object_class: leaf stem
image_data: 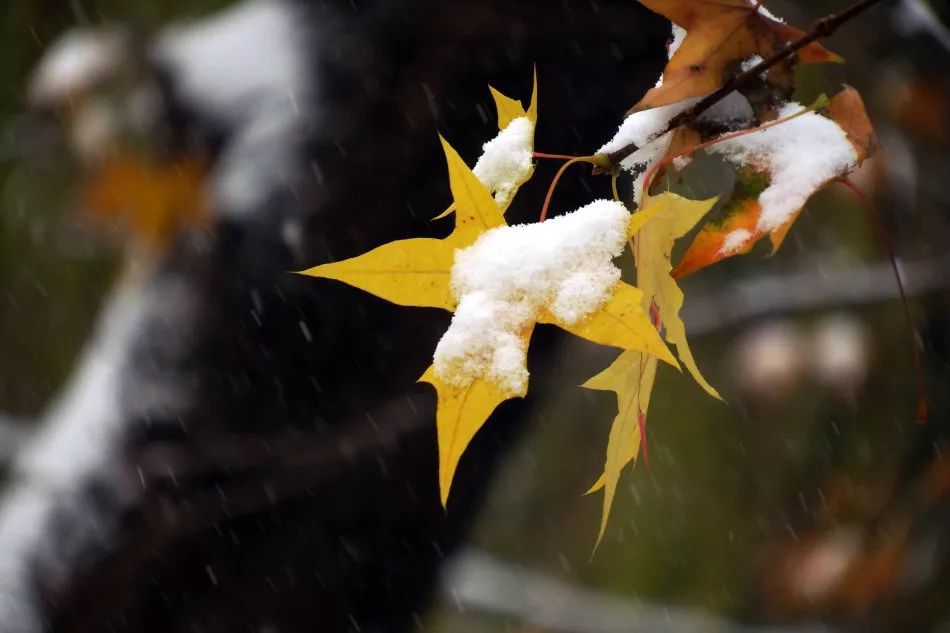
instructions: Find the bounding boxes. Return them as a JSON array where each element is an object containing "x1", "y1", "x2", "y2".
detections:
[
  {"x1": 539, "y1": 156, "x2": 596, "y2": 222},
  {"x1": 533, "y1": 152, "x2": 582, "y2": 161},
  {"x1": 836, "y1": 177, "x2": 928, "y2": 423}
]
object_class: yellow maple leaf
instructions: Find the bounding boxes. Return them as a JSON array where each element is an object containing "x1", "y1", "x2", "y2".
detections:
[
  {"x1": 434, "y1": 71, "x2": 538, "y2": 220},
  {"x1": 301, "y1": 136, "x2": 677, "y2": 507},
  {"x1": 489, "y1": 69, "x2": 538, "y2": 131},
  {"x1": 635, "y1": 192, "x2": 721, "y2": 399},
  {"x1": 419, "y1": 365, "x2": 517, "y2": 505},
  {"x1": 300, "y1": 137, "x2": 504, "y2": 309},
  {"x1": 583, "y1": 192, "x2": 719, "y2": 547},
  {"x1": 584, "y1": 350, "x2": 657, "y2": 547}
]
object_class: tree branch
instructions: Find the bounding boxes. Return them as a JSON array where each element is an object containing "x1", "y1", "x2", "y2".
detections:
[
  {"x1": 681, "y1": 254, "x2": 949, "y2": 337},
  {"x1": 600, "y1": 0, "x2": 890, "y2": 171},
  {"x1": 442, "y1": 548, "x2": 837, "y2": 633}
]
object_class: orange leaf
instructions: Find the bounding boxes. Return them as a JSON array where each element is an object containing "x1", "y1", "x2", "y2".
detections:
[
  {"x1": 826, "y1": 86, "x2": 877, "y2": 162},
  {"x1": 672, "y1": 170, "x2": 763, "y2": 279},
  {"x1": 672, "y1": 89, "x2": 876, "y2": 277}
]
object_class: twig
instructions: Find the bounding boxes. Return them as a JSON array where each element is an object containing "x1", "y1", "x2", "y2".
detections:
[{"x1": 601, "y1": 0, "x2": 890, "y2": 171}]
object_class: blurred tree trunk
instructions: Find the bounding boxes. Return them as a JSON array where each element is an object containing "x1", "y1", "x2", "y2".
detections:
[{"x1": 0, "y1": 1, "x2": 668, "y2": 631}]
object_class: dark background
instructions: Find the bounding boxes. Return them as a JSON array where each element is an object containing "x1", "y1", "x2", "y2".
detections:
[{"x1": 0, "y1": 1, "x2": 949, "y2": 631}]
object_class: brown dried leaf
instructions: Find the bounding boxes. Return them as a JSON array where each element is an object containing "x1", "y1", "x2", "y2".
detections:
[{"x1": 635, "y1": 0, "x2": 840, "y2": 111}]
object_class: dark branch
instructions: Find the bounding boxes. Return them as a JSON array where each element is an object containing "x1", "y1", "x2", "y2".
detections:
[{"x1": 600, "y1": 0, "x2": 890, "y2": 171}]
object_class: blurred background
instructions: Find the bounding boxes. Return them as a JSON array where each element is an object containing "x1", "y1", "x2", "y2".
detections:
[{"x1": 0, "y1": 0, "x2": 949, "y2": 631}]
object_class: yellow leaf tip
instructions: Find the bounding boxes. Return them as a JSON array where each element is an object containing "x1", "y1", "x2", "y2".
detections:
[
  {"x1": 440, "y1": 466, "x2": 457, "y2": 510},
  {"x1": 418, "y1": 366, "x2": 435, "y2": 384},
  {"x1": 296, "y1": 264, "x2": 327, "y2": 278},
  {"x1": 431, "y1": 204, "x2": 455, "y2": 221},
  {"x1": 659, "y1": 345, "x2": 680, "y2": 369},
  {"x1": 590, "y1": 531, "x2": 605, "y2": 560},
  {"x1": 583, "y1": 479, "x2": 603, "y2": 496}
]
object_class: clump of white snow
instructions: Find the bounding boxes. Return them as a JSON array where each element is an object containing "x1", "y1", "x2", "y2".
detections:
[
  {"x1": 741, "y1": 54, "x2": 765, "y2": 73},
  {"x1": 669, "y1": 24, "x2": 688, "y2": 58},
  {"x1": 671, "y1": 156, "x2": 693, "y2": 172},
  {"x1": 597, "y1": 99, "x2": 699, "y2": 195},
  {"x1": 473, "y1": 117, "x2": 535, "y2": 206},
  {"x1": 597, "y1": 90, "x2": 754, "y2": 199},
  {"x1": 598, "y1": 100, "x2": 697, "y2": 159},
  {"x1": 719, "y1": 228, "x2": 754, "y2": 255},
  {"x1": 654, "y1": 24, "x2": 689, "y2": 88},
  {"x1": 757, "y1": 3, "x2": 786, "y2": 23},
  {"x1": 708, "y1": 102, "x2": 858, "y2": 235},
  {"x1": 434, "y1": 200, "x2": 630, "y2": 394}
]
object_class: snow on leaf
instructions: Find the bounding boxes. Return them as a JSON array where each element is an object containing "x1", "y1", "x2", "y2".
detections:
[
  {"x1": 474, "y1": 71, "x2": 538, "y2": 209},
  {"x1": 431, "y1": 200, "x2": 677, "y2": 504},
  {"x1": 634, "y1": 0, "x2": 840, "y2": 111},
  {"x1": 302, "y1": 136, "x2": 675, "y2": 508},
  {"x1": 473, "y1": 117, "x2": 535, "y2": 208},
  {"x1": 597, "y1": 98, "x2": 698, "y2": 198},
  {"x1": 596, "y1": 91, "x2": 753, "y2": 201},
  {"x1": 437, "y1": 200, "x2": 642, "y2": 396},
  {"x1": 673, "y1": 89, "x2": 875, "y2": 278},
  {"x1": 434, "y1": 72, "x2": 538, "y2": 220}
]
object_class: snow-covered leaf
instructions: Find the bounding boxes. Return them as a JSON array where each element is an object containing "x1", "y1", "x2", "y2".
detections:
[
  {"x1": 673, "y1": 89, "x2": 875, "y2": 277},
  {"x1": 302, "y1": 135, "x2": 676, "y2": 507},
  {"x1": 434, "y1": 73, "x2": 538, "y2": 220}
]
